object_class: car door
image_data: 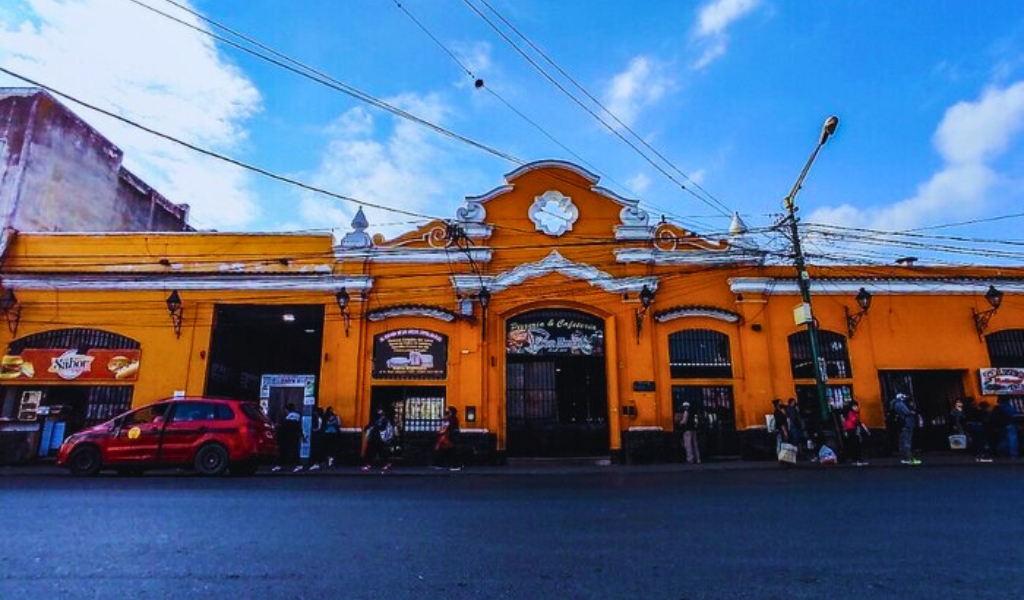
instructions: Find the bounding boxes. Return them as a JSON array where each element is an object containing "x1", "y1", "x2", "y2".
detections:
[
  {"x1": 104, "y1": 404, "x2": 167, "y2": 465},
  {"x1": 159, "y1": 401, "x2": 216, "y2": 464}
]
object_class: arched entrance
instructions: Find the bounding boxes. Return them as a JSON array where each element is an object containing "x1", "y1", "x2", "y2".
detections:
[{"x1": 505, "y1": 309, "x2": 608, "y2": 457}]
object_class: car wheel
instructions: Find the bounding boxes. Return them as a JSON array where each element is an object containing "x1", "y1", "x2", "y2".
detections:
[
  {"x1": 68, "y1": 446, "x2": 102, "y2": 477},
  {"x1": 230, "y1": 460, "x2": 259, "y2": 476},
  {"x1": 194, "y1": 444, "x2": 229, "y2": 476}
]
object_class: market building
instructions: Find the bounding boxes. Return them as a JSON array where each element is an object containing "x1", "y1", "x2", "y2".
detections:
[{"x1": 0, "y1": 160, "x2": 1022, "y2": 464}]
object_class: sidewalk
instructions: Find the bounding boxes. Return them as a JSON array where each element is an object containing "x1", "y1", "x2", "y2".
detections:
[{"x1": 2, "y1": 452, "x2": 1017, "y2": 477}]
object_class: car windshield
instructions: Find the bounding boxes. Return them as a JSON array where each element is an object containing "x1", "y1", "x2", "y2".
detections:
[{"x1": 240, "y1": 403, "x2": 272, "y2": 424}]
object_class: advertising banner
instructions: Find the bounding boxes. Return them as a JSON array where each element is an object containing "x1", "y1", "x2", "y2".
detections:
[
  {"x1": 0, "y1": 349, "x2": 141, "y2": 382},
  {"x1": 373, "y1": 329, "x2": 448, "y2": 379},
  {"x1": 980, "y1": 368, "x2": 1024, "y2": 395}
]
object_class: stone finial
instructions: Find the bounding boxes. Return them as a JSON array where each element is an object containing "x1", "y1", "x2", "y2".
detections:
[
  {"x1": 340, "y1": 206, "x2": 373, "y2": 249},
  {"x1": 729, "y1": 212, "x2": 749, "y2": 236}
]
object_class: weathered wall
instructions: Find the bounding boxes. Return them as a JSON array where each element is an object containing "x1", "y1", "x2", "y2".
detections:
[{"x1": 0, "y1": 89, "x2": 190, "y2": 234}]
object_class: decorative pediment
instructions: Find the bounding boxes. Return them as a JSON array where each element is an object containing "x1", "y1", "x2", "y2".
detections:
[
  {"x1": 654, "y1": 305, "x2": 742, "y2": 324},
  {"x1": 451, "y1": 250, "x2": 657, "y2": 295},
  {"x1": 366, "y1": 305, "x2": 458, "y2": 323}
]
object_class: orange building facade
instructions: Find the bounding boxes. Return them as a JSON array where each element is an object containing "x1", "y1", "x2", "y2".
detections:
[{"x1": 1, "y1": 160, "x2": 1022, "y2": 464}]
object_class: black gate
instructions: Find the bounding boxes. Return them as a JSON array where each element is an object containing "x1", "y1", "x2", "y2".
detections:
[
  {"x1": 878, "y1": 370, "x2": 966, "y2": 451},
  {"x1": 671, "y1": 386, "x2": 738, "y2": 457},
  {"x1": 505, "y1": 309, "x2": 608, "y2": 457}
]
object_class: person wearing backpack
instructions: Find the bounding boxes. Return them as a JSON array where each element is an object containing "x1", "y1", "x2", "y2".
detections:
[
  {"x1": 360, "y1": 407, "x2": 394, "y2": 472},
  {"x1": 893, "y1": 393, "x2": 921, "y2": 465},
  {"x1": 675, "y1": 401, "x2": 701, "y2": 464}
]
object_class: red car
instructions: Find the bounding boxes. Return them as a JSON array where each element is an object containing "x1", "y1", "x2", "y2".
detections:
[{"x1": 57, "y1": 397, "x2": 278, "y2": 476}]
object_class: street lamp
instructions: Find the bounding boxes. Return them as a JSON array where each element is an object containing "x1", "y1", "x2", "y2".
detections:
[
  {"x1": 783, "y1": 115, "x2": 839, "y2": 421},
  {"x1": 972, "y1": 284, "x2": 1003, "y2": 340},
  {"x1": 165, "y1": 290, "x2": 183, "y2": 339},
  {"x1": 335, "y1": 288, "x2": 351, "y2": 337}
]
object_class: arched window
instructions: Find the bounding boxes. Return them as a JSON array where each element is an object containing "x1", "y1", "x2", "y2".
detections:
[
  {"x1": 788, "y1": 330, "x2": 851, "y2": 380},
  {"x1": 668, "y1": 329, "x2": 732, "y2": 378},
  {"x1": 8, "y1": 328, "x2": 140, "y2": 353},
  {"x1": 985, "y1": 329, "x2": 1024, "y2": 367}
]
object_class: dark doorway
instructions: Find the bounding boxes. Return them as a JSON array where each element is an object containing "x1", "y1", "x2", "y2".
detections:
[
  {"x1": 205, "y1": 305, "x2": 324, "y2": 411},
  {"x1": 506, "y1": 355, "x2": 609, "y2": 457},
  {"x1": 671, "y1": 386, "x2": 738, "y2": 457},
  {"x1": 879, "y1": 370, "x2": 966, "y2": 451}
]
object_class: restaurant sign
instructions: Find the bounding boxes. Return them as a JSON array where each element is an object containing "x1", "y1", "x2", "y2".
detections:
[
  {"x1": 373, "y1": 329, "x2": 448, "y2": 380},
  {"x1": 979, "y1": 367, "x2": 1024, "y2": 395},
  {"x1": 0, "y1": 349, "x2": 141, "y2": 382},
  {"x1": 506, "y1": 310, "x2": 604, "y2": 356}
]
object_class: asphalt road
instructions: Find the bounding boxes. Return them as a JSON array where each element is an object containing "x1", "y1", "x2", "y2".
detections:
[{"x1": 1, "y1": 466, "x2": 1021, "y2": 600}]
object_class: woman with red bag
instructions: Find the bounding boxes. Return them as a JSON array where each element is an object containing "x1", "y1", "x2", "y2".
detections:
[{"x1": 433, "y1": 406, "x2": 462, "y2": 471}]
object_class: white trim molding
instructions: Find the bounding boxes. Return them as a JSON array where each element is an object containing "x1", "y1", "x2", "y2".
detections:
[
  {"x1": 366, "y1": 305, "x2": 458, "y2": 323},
  {"x1": 336, "y1": 246, "x2": 492, "y2": 264},
  {"x1": 3, "y1": 273, "x2": 374, "y2": 294},
  {"x1": 654, "y1": 306, "x2": 742, "y2": 324},
  {"x1": 729, "y1": 277, "x2": 1024, "y2": 296}
]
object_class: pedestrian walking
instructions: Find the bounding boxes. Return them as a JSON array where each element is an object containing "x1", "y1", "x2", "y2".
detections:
[
  {"x1": 271, "y1": 402, "x2": 301, "y2": 472},
  {"x1": 433, "y1": 406, "x2": 462, "y2": 471},
  {"x1": 676, "y1": 401, "x2": 701, "y2": 464},
  {"x1": 990, "y1": 398, "x2": 1019, "y2": 460},
  {"x1": 305, "y1": 406, "x2": 325, "y2": 471},
  {"x1": 893, "y1": 393, "x2": 921, "y2": 465},
  {"x1": 785, "y1": 398, "x2": 804, "y2": 448},
  {"x1": 771, "y1": 398, "x2": 789, "y2": 452},
  {"x1": 322, "y1": 406, "x2": 341, "y2": 468},
  {"x1": 841, "y1": 400, "x2": 870, "y2": 466},
  {"x1": 361, "y1": 408, "x2": 394, "y2": 472}
]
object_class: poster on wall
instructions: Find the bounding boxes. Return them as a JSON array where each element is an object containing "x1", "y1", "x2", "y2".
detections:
[
  {"x1": 506, "y1": 311, "x2": 605, "y2": 356},
  {"x1": 373, "y1": 329, "x2": 448, "y2": 379},
  {"x1": 979, "y1": 368, "x2": 1024, "y2": 395},
  {"x1": 0, "y1": 349, "x2": 141, "y2": 382}
]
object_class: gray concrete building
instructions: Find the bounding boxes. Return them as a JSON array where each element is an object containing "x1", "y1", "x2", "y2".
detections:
[{"x1": 0, "y1": 88, "x2": 192, "y2": 250}]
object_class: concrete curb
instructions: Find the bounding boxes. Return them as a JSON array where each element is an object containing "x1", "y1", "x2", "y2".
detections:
[{"x1": 2, "y1": 454, "x2": 1018, "y2": 478}]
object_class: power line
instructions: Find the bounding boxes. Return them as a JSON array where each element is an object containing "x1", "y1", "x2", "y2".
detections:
[
  {"x1": 0, "y1": 66, "x2": 444, "y2": 224},
  {"x1": 462, "y1": 0, "x2": 735, "y2": 219},
  {"x1": 142, "y1": 0, "x2": 720, "y2": 235},
  {"x1": 129, "y1": 0, "x2": 524, "y2": 165}
]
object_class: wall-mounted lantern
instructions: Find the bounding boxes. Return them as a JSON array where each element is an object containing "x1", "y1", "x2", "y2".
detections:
[
  {"x1": 336, "y1": 288, "x2": 351, "y2": 337},
  {"x1": 0, "y1": 288, "x2": 22, "y2": 336},
  {"x1": 845, "y1": 287, "x2": 872, "y2": 338},
  {"x1": 165, "y1": 289, "x2": 183, "y2": 339},
  {"x1": 477, "y1": 287, "x2": 491, "y2": 340},
  {"x1": 972, "y1": 285, "x2": 1004, "y2": 340},
  {"x1": 634, "y1": 284, "x2": 655, "y2": 344}
]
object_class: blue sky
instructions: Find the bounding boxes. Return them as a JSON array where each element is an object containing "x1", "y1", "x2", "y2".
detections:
[{"x1": 2, "y1": 0, "x2": 1024, "y2": 265}]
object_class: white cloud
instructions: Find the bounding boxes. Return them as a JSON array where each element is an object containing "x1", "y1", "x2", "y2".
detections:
[
  {"x1": 603, "y1": 56, "x2": 672, "y2": 128},
  {"x1": 626, "y1": 172, "x2": 651, "y2": 195},
  {"x1": 691, "y1": 0, "x2": 761, "y2": 70},
  {"x1": 810, "y1": 81, "x2": 1024, "y2": 231},
  {"x1": 934, "y1": 81, "x2": 1024, "y2": 164},
  {"x1": 300, "y1": 93, "x2": 470, "y2": 240},
  {"x1": 0, "y1": 0, "x2": 262, "y2": 229}
]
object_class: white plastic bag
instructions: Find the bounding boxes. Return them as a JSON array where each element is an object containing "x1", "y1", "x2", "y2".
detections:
[{"x1": 818, "y1": 445, "x2": 837, "y2": 465}]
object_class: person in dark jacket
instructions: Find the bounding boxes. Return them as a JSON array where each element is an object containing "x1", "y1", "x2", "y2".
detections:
[
  {"x1": 893, "y1": 393, "x2": 921, "y2": 465},
  {"x1": 322, "y1": 407, "x2": 341, "y2": 468},
  {"x1": 271, "y1": 403, "x2": 301, "y2": 472},
  {"x1": 361, "y1": 408, "x2": 393, "y2": 472},
  {"x1": 676, "y1": 402, "x2": 701, "y2": 464}
]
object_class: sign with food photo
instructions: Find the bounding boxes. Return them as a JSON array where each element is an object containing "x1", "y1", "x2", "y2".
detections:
[
  {"x1": 372, "y1": 329, "x2": 448, "y2": 380},
  {"x1": 0, "y1": 349, "x2": 141, "y2": 382},
  {"x1": 980, "y1": 367, "x2": 1024, "y2": 395}
]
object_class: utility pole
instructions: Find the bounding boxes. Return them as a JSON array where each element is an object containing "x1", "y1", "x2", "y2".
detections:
[{"x1": 783, "y1": 115, "x2": 839, "y2": 422}]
